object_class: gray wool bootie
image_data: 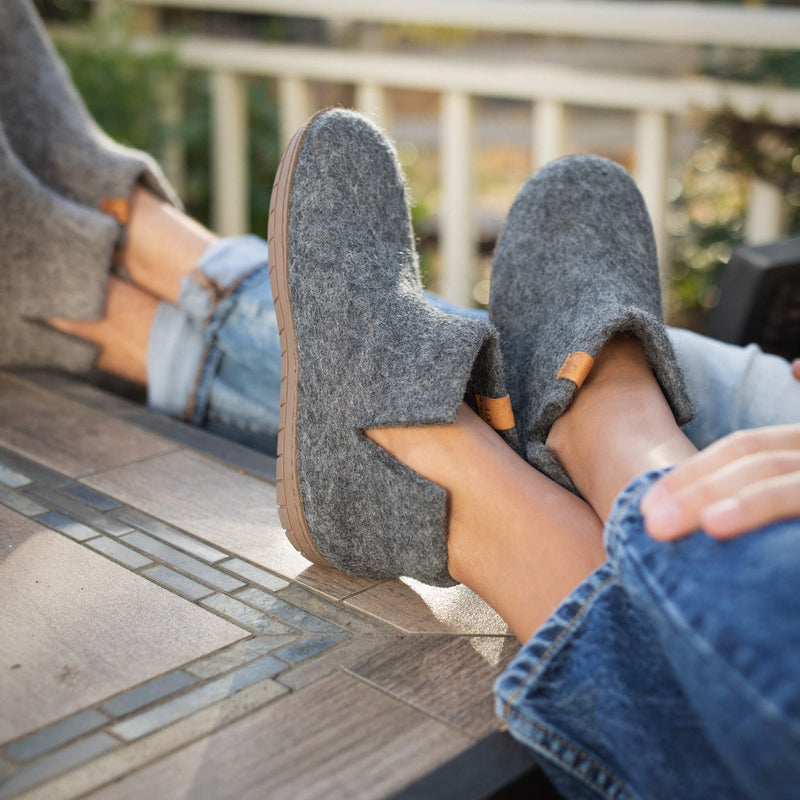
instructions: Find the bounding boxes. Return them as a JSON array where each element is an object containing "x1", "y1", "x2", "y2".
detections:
[
  {"x1": 0, "y1": 0, "x2": 181, "y2": 216},
  {"x1": 268, "y1": 109, "x2": 516, "y2": 586},
  {"x1": 490, "y1": 155, "x2": 693, "y2": 492},
  {"x1": 0, "y1": 120, "x2": 119, "y2": 370}
]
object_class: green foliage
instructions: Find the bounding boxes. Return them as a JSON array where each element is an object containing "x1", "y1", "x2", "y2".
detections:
[
  {"x1": 666, "y1": 137, "x2": 748, "y2": 325},
  {"x1": 55, "y1": 37, "x2": 177, "y2": 156},
  {"x1": 54, "y1": 27, "x2": 280, "y2": 236},
  {"x1": 668, "y1": 48, "x2": 800, "y2": 327}
]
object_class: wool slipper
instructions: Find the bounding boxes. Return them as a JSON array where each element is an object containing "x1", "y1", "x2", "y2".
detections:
[
  {"x1": 268, "y1": 108, "x2": 516, "y2": 586},
  {"x1": 0, "y1": 120, "x2": 119, "y2": 370},
  {"x1": 490, "y1": 155, "x2": 693, "y2": 491},
  {"x1": 0, "y1": 0, "x2": 181, "y2": 214}
]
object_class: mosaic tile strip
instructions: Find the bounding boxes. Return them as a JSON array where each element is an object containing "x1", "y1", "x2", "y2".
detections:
[
  {"x1": 110, "y1": 660, "x2": 286, "y2": 742},
  {"x1": 25, "y1": 484, "x2": 134, "y2": 536},
  {"x1": 219, "y1": 558, "x2": 289, "y2": 592},
  {"x1": 0, "y1": 485, "x2": 46, "y2": 517},
  {"x1": 101, "y1": 672, "x2": 197, "y2": 718},
  {"x1": 120, "y1": 532, "x2": 245, "y2": 592},
  {"x1": 201, "y1": 594, "x2": 297, "y2": 635},
  {"x1": 0, "y1": 733, "x2": 118, "y2": 800},
  {"x1": 0, "y1": 445, "x2": 354, "y2": 799},
  {"x1": 115, "y1": 508, "x2": 228, "y2": 562},
  {"x1": 143, "y1": 565, "x2": 215, "y2": 600},
  {"x1": 85, "y1": 536, "x2": 153, "y2": 569},
  {"x1": 4, "y1": 711, "x2": 108, "y2": 762},
  {"x1": 61, "y1": 484, "x2": 121, "y2": 511},
  {"x1": 0, "y1": 464, "x2": 31, "y2": 489},
  {"x1": 274, "y1": 635, "x2": 349, "y2": 665},
  {"x1": 34, "y1": 511, "x2": 99, "y2": 542},
  {"x1": 237, "y1": 588, "x2": 344, "y2": 635},
  {"x1": 186, "y1": 636, "x2": 297, "y2": 679},
  {"x1": 0, "y1": 447, "x2": 70, "y2": 488}
]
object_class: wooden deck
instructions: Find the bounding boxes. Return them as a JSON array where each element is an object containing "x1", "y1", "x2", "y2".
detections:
[{"x1": 0, "y1": 370, "x2": 553, "y2": 799}]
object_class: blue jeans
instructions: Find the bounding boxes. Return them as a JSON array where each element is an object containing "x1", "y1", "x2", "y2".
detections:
[
  {"x1": 148, "y1": 235, "x2": 800, "y2": 799},
  {"x1": 497, "y1": 471, "x2": 800, "y2": 800}
]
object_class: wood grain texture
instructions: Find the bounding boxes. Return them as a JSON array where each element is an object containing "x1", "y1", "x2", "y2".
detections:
[
  {"x1": 84, "y1": 672, "x2": 472, "y2": 800},
  {"x1": 84, "y1": 449, "x2": 377, "y2": 599},
  {"x1": 350, "y1": 634, "x2": 518, "y2": 738},
  {"x1": 345, "y1": 577, "x2": 511, "y2": 635},
  {"x1": 0, "y1": 505, "x2": 246, "y2": 745},
  {"x1": 0, "y1": 374, "x2": 174, "y2": 477}
]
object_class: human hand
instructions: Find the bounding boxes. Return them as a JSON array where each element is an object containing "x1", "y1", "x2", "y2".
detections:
[
  {"x1": 793, "y1": 359, "x2": 800, "y2": 381},
  {"x1": 641, "y1": 424, "x2": 800, "y2": 541}
]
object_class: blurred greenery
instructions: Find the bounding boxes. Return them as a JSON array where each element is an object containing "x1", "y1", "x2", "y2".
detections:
[
  {"x1": 52, "y1": 18, "x2": 280, "y2": 238},
  {"x1": 667, "y1": 49, "x2": 800, "y2": 327},
  {"x1": 41, "y1": 2, "x2": 800, "y2": 322}
]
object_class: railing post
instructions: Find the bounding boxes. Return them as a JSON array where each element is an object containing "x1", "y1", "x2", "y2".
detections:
[
  {"x1": 439, "y1": 91, "x2": 475, "y2": 306},
  {"x1": 211, "y1": 71, "x2": 248, "y2": 237},
  {"x1": 158, "y1": 72, "x2": 185, "y2": 197},
  {"x1": 532, "y1": 99, "x2": 566, "y2": 169},
  {"x1": 634, "y1": 109, "x2": 670, "y2": 274},
  {"x1": 355, "y1": 82, "x2": 388, "y2": 127},
  {"x1": 746, "y1": 178, "x2": 784, "y2": 244},
  {"x1": 278, "y1": 77, "x2": 313, "y2": 147}
]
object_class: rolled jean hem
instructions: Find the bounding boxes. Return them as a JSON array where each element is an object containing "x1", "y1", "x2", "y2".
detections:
[{"x1": 494, "y1": 561, "x2": 626, "y2": 798}]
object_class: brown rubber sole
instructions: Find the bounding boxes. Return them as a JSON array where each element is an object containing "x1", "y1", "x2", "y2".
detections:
[{"x1": 266, "y1": 110, "x2": 330, "y2": 568}]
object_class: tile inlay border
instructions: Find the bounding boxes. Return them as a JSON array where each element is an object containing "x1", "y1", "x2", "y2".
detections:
[{"x1": 0, "y1": 444, "x2": 351, "y2": 798}]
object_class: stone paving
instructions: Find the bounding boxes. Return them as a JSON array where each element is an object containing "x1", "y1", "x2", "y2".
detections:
[{"x1": 0, "y1": 371, "x2": 524, "y2": 799}]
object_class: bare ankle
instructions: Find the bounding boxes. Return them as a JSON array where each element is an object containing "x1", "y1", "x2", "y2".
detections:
[{"x1": 546, "y1": 336, "x2": 696, "y2": 519}]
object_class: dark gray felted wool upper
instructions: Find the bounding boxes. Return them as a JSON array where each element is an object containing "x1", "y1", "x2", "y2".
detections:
[
  {"x1": 0, "y1": 0, "x2": 181, "y2": 211},
  {"x1": 287, "y1": 109, "x2": 513, "y2": 586},
  {"x1": 490, "y1": 155, "x2": 693, "y2": 491},
  {"x1": 0, "y1": 0, "x2": 182, "y2": 371},
  {"x1": 0, "y1": 119, "x2": 117, "y2": 370}
]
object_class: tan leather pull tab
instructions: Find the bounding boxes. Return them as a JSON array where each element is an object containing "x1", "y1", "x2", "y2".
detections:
[
  {"x1": 557, "y1": 352, "x2": 595, "y2": 388},
  {"x1": 101, "y1": 197, "x2": 131, "y2": 226},
  {"x1": 475, "y1": 394, "x2": 516, "y2": 431}
]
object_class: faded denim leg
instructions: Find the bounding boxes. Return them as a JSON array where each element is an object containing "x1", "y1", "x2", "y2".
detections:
[
  {"x1": 496, "y1": 471, "x2": 800, "y2": 800},
  {"x1": 148, "y1": 235, "x2": 281, "y2": 453},
  {"x1": 669, "y1": 328, "x2": 800, "y2": 446}
]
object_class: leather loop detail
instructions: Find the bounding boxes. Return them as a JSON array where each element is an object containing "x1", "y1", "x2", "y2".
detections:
[
  {"x1": 557, "y1": 352, "x2": 595, "y2": 388},
  {"x1": 475, "y1": 394, "x2": 516, "y2": 431},
  {"x1": 100, "y1": 197, "x2": 131, "y2": 226}
]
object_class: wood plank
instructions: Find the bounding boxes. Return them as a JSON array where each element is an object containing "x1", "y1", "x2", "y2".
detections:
[
  {"x1": 0, "y1": 374, "x2": 173, "y2": 477},
  {"x1": 0, "y1": 505, "x2": 246, "y2": 745},
  {"x1": 84, "y1": 673, "x2": 472, "y2": 800},
  {"x1": 349, "y1": 634, "x2": 518, "y2": 738},
  {"x1": 345, "y1": 577, "x2": 511, "y2": 635},
  {"x1": 84, "y1": 449, "x2": 377, "y2": 599}
]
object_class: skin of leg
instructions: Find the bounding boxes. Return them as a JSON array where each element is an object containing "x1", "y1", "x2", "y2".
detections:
[
  {"x1": 547, "y1": 336, "x2": 697, "y2": 521},
  {"x1": 47, "y1": 277, "x2": 157, "y2": 385},
  {"x1": 46, "y1": 185, "x2": 217, "y2": 383},
  {"x1": 116, "y1": 185, "x2": 217, "y2": 304},
  {"x1": 367, "y1": 405, "x2": 606, "y2": 643}
]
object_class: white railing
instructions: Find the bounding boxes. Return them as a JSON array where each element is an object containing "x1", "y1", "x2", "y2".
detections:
[{"x1": 97, "y1": 0, "x2": 800, "y2": 304}]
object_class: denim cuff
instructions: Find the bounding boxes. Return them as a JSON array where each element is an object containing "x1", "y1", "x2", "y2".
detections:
[
  {"x1": 147, "y1": 301, "x2": 204, "y2": 416},
  {"x1": 146, "y1": 235, "x2": 271, "y2": 417}
]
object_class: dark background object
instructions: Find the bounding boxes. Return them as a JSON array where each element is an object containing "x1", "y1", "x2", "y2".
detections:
[
  {"x1": 388, "y1": 731, "x2": 562, "y2": 800},
  {"x1": 705, "y1": 237, "x2": 800, "y2": 361}
]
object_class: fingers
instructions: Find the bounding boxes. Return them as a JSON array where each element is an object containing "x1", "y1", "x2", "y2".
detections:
[
  {"x1": 700, "y1": 471, "x2": 800, "y2": 538},
  {"x1": 641, "y1": 425, "x2": 800, "y2": 541},
  {"x1": 792, "y1": 359, "x2": 800, "y2": 381}
]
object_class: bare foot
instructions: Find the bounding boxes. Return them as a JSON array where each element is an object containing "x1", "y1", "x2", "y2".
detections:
[
  {"x1": 367, "y1": 405, "x2": 605, "y2": 642},
  {"x1": 47, "y1": 277, "x2": 158, "y2": 384},
  {"x1": 117, "y1": 185, "x2": 217, "y2": 305}
]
